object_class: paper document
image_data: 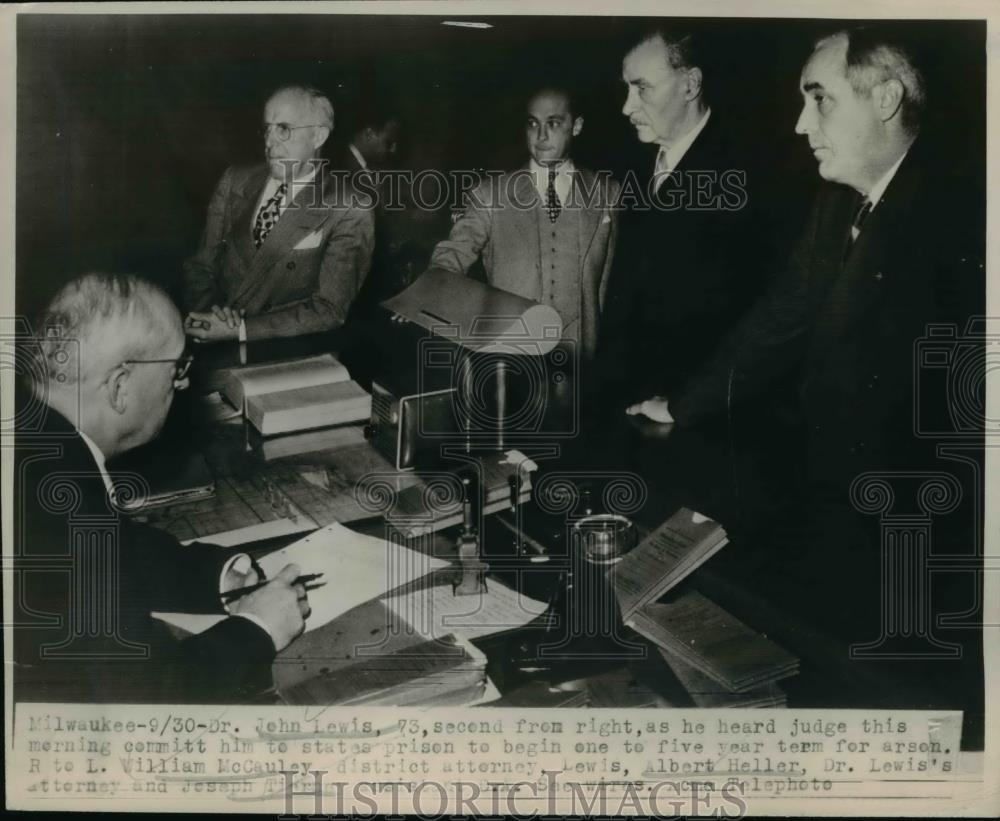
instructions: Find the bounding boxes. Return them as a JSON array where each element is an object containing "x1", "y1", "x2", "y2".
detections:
[
  {"x1": 383, "y1": 578, "x2": 548, "y2": 641},
  {"x1": 155, "y1": 521, "x2": 448, "y2": 635}
]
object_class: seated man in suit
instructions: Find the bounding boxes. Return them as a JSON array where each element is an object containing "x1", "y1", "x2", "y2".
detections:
[
  {"x1": 14, "y1": 273, "x2": 310, "y2": 702},
  {"x1": 182, "y1": 84, "x2": 374, "y2": 342},
  {"x1": 424, "y1": 85, "x2": 619, "y2": 362}
]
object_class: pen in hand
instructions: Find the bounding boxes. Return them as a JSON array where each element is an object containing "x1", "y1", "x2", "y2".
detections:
[{"x1": 222, "y1": 572, "x2": 325, "y2": 604}]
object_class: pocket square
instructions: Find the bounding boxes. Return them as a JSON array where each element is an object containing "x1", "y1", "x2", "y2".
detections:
[
  {"x1": 601, "y1": 214, "x2": 612, "y2": 224},
  {"x1": 293, "y1": 230, "x2": 323, "y2": 250}
]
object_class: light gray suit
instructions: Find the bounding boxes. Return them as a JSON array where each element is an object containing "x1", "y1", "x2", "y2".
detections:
[
  {"x1": 183, "y1": 163, "x2": 375, "y2": 340},
  {"x1": 426, "y1": 167, "x2": 619, "y2": 359}
]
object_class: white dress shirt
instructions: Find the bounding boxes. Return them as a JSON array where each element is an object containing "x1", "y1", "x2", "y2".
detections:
[
  {"x1": 654, "y1": 107, "x2": 712, "y2": 191},
  {"x1": 866, "y1": 150, "x2": 908, "y2": 214},
  {"x1": 530, "y1": 158, "x2": 575, "y2": 206}
]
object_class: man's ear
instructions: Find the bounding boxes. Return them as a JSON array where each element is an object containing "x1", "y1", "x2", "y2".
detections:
[
  {"x1": 572, "y1": 116, "x2": 584, "y2": 138},
  {"x1": 685, "y1": 67, "x2": 703, "y2": 100},
  {"x1": 874, "y1": 78, "x2": 905, "y2": 123},
  {"x1": 106, "y1": 365, "x2": 130, "y2": 415},
  {"x1": 312, "y1": 125, "x2": 331, "y2": 150}
]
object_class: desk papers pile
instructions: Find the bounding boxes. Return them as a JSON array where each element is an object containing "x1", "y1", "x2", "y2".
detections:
[
  {"x1": 383, "y1": 578, "x2": 548, "y2": 642},
  {"x1": 279, "y1": 634, "x2": 488, "y2": 707},
  {"x1": 153, "y1": 521, "x2": 447, "y2": 635}
]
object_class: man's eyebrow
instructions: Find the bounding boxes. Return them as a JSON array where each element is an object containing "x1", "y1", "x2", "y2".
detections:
[{"x1": 802, "y1": 81, "x2": 826, "y2": 93}]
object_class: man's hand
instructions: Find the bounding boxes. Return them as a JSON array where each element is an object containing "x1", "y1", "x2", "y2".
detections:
[
  {"x1": 185, "y1": 306, "x2": 242, "y2": 343},
  {"x1": 221, "y1": 554, "x2": 261, "y2": 595},
  {"x1": 625, "y1": 396, "x2": 675, "y2": 424},
  {"x1": 230, "y1": 563, "x2": 310, "y2": 652}
]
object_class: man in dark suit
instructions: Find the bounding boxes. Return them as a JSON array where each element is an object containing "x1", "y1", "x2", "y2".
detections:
[
  {"x1": 14, "y1": 273, "x2": 310, "y2": 702},
  {"x1": 631, "y1": 27, "x2": 983, "y2": 631},
  {"x1": 182, "y1": 84, "x2": 374, "y2": 342},
  {"x1": 598, "y1": 27, "x2": 771, "y2": 405}
]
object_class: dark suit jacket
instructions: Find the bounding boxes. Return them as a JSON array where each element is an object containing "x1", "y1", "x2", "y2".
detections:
[
  {"x1": 182, "y1": 163, "x2": 375, "y2": 340},
  {"x1": 13, "y1": 403, "x2": 277, "y2": 703},
  {"x1": 597, "y1": 114, "x2": 773, "y2": 401},
  {"x1": 672, "y1": 140, "x2": 984, "y2": 491}
]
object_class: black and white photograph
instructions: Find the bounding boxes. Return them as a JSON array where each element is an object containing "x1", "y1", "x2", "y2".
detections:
[{"x1": 2, "y1": 1, "x2": 996, "y2": 815}]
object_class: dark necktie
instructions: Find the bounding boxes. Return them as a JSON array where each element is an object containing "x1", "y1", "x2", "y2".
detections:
[
  {"x1": 546, "y1": 168, "x2": 561, "y2": 223},
  {"x1": 849, "y1": 197, "x2": 872, "y2": 245},
  {"x1": 253, "y1": 183, "x2": 287, "y2": 249}
]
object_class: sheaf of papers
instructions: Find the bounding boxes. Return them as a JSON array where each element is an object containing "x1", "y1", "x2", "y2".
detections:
[
  {"x1": 154, "y1": 521, "x2": 448, "y2": 635},
  {"x1": 383, "y1": 578, "x2": 548, "y2": 641}
]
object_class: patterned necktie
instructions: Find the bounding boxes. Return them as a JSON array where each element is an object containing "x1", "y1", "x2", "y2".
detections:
[
  {"x1": 253, "y1": 183, "x2": 287, "y2": 249},
  {"x1": 546, "y1": 168, "x2": 562, "y2": 223}
]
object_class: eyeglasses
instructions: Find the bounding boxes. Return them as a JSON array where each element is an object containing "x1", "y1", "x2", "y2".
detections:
[
  {"x1": 260, "y1": 122, "x2": 324, "y2": 142},
  {"x1": 121, "y1": 354, "x2": 194, "y2": 384}
]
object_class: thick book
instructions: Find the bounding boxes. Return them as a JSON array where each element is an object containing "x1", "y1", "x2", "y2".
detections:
[
  {"x1": 248, "y1": 422, "x2": 367, "y2": 461},
  {"x1": 627, "y1": 590, "x2": 799, "y2": 692},
  {"x1": 220, "y1": 352, "x2": 350, "y2": 409},
  {"x1": 246, "y1": 380, "x2": 372, "y2": 436},
  {"x1": 113, "y1": 450, "x2": 215, "y2": 512},
  {"x1": 609, "y1": 507, "x2": 728, "y2": 622}
]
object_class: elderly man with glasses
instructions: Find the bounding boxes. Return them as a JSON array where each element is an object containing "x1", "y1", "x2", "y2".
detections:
[
  {"x1": 182, "y1": 84, "x2": 375, "y2": 343},
  {"x1": 13, "y1": 273, "x2": 311, "y2": 702}
]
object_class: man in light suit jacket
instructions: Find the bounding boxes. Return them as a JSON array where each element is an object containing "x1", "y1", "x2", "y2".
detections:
[
  {"x1": 424, "y1": 86, "x2": 619, "y2": 361},
  {"x1": 182, "y1": 85, "x2": 374, "y2": 342}
]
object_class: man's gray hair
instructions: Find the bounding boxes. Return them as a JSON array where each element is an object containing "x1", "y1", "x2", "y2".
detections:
[
  {"x1": 818, "y1": 27, "x2": 926, "y2": 136},
  {"x1": 32, "y1": 272, "x2": 175, "y2": 387},
  {"x1": 271, "y1": 84, "x2": 335, "y2": 130}
]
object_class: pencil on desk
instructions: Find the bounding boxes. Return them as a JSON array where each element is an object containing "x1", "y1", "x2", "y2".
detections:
[{"x1": 222, "y1": 572, "x2": 324, "y2": 603}]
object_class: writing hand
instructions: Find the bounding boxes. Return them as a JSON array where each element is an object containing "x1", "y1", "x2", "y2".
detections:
[{"x1": 230, "y1": 563, "x2": 310, "y2": 651}]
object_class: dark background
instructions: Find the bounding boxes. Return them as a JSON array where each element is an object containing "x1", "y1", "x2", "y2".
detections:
[{"x1": 16, "y1": 14, "x2": 985, "y2": 322}]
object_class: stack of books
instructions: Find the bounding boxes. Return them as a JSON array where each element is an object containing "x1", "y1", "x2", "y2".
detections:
[
  {"x1": 609, "y1": 507, "x2": 798, "y2": 707},
  {"x1": 628, "y1": 591, "x2": 799, "y2": 699},
  {"x1": 220, "y1": 353, "x2": 372, "y2": 460},
  {"x1": 609, "y1": 507, "x2": 730, "y2": 622},
  {"x1": 658, "y1": 649, "x2": 788, "y2": 708},
  {"x1": 279, "y1": 634, "x2": 488, "y2": 707}
]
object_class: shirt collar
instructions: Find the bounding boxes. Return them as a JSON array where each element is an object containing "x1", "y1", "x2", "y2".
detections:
[
  {"x1": 658, "y1": 107, "x2": 712, "y2": 174},
  {"x1": 77, "y1": 428, "x2": 115, "y2": 501},
  {"x1": 348, "y1": 143, "x2": 369, "y2": 171},
  {"x1": 865, "y1": 149, "x2": 908, "y2": 213},
  {"x1": 530, "y1": 158, "x2": 574, "y2": 177},
  {"x1": 529, "y1": 158, "x2": 574, "y2": 198}
]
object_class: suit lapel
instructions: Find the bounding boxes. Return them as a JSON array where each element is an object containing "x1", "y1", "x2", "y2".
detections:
[
  {"x1": 232, "y1": 172, "x2": 337, "y2": 308},
  {"x1": 807, "y1": 158, "x2": 921, "y2": 363},
  {"x1": 574, "y1": 168, "x2": 602, "y2": 260},
  {"x1": 230, "y1": 166, "x2": 270, "y2": 269}
]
